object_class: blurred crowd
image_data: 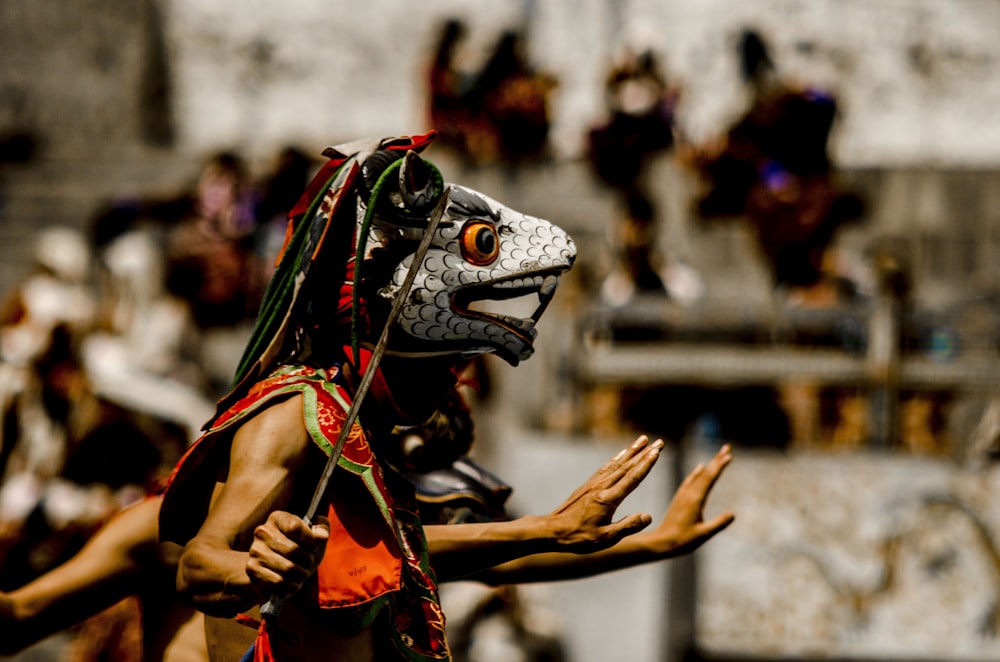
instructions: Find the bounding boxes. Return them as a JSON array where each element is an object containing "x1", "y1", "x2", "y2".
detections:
[
  {"x1": 0, "y1": 145, "x2": 315, "y2": 600},
  {"x1": 0, "y1": 16, "x2": 980, "y2": 661},
  {"x1": 424, "y1": 20, "x2": 865, "y2": 307},
  {"x1": 428, "y1": 20, "x2": 557, "y2": 169},
  {"x1": 425, "y1": 19, "x2": 967, "y2": 463}
]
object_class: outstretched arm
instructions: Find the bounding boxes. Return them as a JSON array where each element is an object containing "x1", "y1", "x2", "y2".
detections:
[
  {"x1": 469, "y1": 444, "x2": 734, "y2": 585},
  {"x1": 426, "y1": 435, "x2": 665, "y2": 582},
  {"x1": 0, "y1": 497, "x2": 163, "y2": 655}
]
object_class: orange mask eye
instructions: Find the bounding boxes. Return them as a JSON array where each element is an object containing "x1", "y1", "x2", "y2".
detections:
[{"x1": 460, "y1": 221, "x2": 500, "y2": 265}]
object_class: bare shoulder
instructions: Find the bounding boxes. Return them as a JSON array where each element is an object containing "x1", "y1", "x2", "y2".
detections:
[
  {"x1": 199, "y1": 393, "x2": 318, "y2": 543},
  {"x1": 230, "y1": 393, "x2": 311, "y2": 468}
]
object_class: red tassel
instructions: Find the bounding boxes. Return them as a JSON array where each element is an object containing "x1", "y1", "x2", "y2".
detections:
[{"x1": 253, "y1": 619, "x2": 276, "y2": 662}]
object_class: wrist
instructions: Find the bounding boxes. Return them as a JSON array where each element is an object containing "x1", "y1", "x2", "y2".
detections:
[
  {"x1": 517, "y1": 513, "x2": 569, "y2": 554},
  {"x1": 643, "y1": 527, "x2": 683, "y2": 558}
]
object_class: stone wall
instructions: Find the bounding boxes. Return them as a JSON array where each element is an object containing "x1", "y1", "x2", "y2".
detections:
[{"x1": 696, "y1": 448, "x2": 1000, "y2": 661}]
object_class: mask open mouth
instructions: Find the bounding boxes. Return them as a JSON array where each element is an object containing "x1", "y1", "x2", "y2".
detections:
[{"x1": 454, "y1": 272, "x2": 562, "y2": 342}]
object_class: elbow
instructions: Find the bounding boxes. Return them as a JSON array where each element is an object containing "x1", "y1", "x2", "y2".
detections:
[
  {"x1": 175, "y1": 547, "x2": 255, "y2": 618},
  {"x1": 173, "y1": 551, "x2": 200, "y2": 605}
]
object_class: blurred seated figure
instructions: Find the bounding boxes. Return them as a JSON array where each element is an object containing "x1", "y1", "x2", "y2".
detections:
[
  {"x1": 87, "y1": 147, "x2": 314, "y2": 397},
  {"x1": 587, "y1": 47, "x2": 679, "y2": 191},
  {"x1": 679, "y1": 29, "x2": 866, "y2": 450},
  {"x1": 687, "y1": 28, "x2": 865, "y2": 305},
  {"x1": 0, "y1": 322, "x2": 186, "y2": 592},
  {"x1": 599, "y1": 189, "x2": 704, "y2": 310},
  {"x1": 0, "y1": 227, "x2": 97, "y2": 488},
  {"x1": 427, "y1": 18, "x2": 478, "y2": 156},
  {"x1": 0, "y1": 226, "x2": 96, "y2": 369},
  {"x1": 426, "y1": 23, "x2": 557, "y2": 167},
  {"x1": 84, "y1": 229, "x2": 216, "y2": 443},
  {"x1": 475, "y1": 29, "x2": 557, "y2": 166},
  {"x1": 253, "y1": 146, "x2": 317, "y2": 280},
  {"x1": 165, "y1": 151, "x2": 266, "y2": 330}
]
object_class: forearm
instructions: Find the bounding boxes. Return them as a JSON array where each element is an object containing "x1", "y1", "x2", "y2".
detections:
[
  {"x1": 176, "y1": 539, "x2": 259, "y2": 617},
  {"x1": 469, "y1": 530, "x2": 670, "y2": 585},
  {"x1": 426, "y1": 514, "x2": 569, "y2": 582},
  {"x1": 430, "y1": 436, "x2": 666, "y2": 582},
  {"x1": 472, "y1": 444, "x2": 737, "y2": 585},
  {"x1": 174, "y1": 396, "x2": 314, "y2": 617},
  {"x1": 0, "y1": 563, "x2": 138, "y2": 655}
]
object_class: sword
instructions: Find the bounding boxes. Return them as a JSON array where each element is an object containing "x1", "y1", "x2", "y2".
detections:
[{"x1": 261, "y1": 186, "x2": 450, "y2": 620}]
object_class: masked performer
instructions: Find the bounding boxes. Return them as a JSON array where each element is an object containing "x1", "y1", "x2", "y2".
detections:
[
  {"x1": 155, "y1": 132, "x2": 718, "y2": 662},
  {"x1": 0, "y1": 357, "x2": 729, "y2": 662}
]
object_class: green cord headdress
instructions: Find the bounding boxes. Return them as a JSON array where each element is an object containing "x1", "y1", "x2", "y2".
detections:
[{"x1": 210, "y1": 132, "x2": 440, "y2": 425}]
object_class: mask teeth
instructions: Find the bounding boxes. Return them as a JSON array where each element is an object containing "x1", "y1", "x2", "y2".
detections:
[
  {"x1": 531, "y1": 275, "x2": 560, "y2": 322},
  {"x1": 494, "y1": 275, "x2": 544, "y2": 290},
  {"x1": 500, "y1": 314, "x2": 537, "y2": 335}
]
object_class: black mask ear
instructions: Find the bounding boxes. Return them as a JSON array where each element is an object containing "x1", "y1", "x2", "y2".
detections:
[
  {"x1": 359, "y1": 149, "x2": 443, "y2": 219},
  {"x1": 399, "y1": 150, "x2": 443, "y2": 214},
  {"x1": 360, "y1": 149, "x2": 404, "y2": 197}
]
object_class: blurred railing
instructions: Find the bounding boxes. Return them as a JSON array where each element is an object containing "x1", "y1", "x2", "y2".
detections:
[{"x1": 571, "y1": 287, "x2": 1000, "y2": 448}]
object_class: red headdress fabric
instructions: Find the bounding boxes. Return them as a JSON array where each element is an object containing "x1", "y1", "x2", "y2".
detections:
[{"x1": 213, "y1": 131, "x2": 438, "y2": 427}]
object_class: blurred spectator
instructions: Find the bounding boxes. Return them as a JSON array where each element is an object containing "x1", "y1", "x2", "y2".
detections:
[
  {"x1": 688, "y1": 28, "x2": 865, "y2": 305},
  {"x1": 0, "y1": 323, "x2": 184, "y2": 591},
  {"x1": 598, "y1": 188, "x2": 706, "y2": 310},
  {"x1": 426, "y1": 23, "x2": 557, "y2": 167},
  {"x1": 599, "y1": 189, "x2": 670, "y2": 307},
  {"x1": 84, "y1": 228, "x2": 216, "y2": 442},
  {"x1": 679, "y1": 28, "x2": 867, "y2": 449},
  {"x1": 0, "y1": 226, "x2": 97, "y2": 485},
  {"x1": 253, "y1": 145, "x2": 317, "y2": 277},
  {"x1": 427, "y1": 18, "x2": 478, "y2": 156},
  {"x1": 474, "y1": 29, "x2": 556, "y2": 165},
  {"x1": 587, "y1": 48, "x2": 679, "y2": 191},
  {"x1": 165, "y1": 150, "x2": 266, "y2": 329}
]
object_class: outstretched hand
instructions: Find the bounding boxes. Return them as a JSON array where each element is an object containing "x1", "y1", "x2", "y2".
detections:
[
  {"x1": 246, "y1": 511, "x2": 330, "y2": 599},
  {"x1": 650, "y1": 444, "x2": 735, "y2": 558},
  {"x1": 546, "y1": 435, "x2": 664, "y2": 554}
]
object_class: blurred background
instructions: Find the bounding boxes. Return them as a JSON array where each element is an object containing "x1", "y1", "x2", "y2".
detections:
[{"x1": 2, "y1": 0, "x2": 1000, "y2": 660}]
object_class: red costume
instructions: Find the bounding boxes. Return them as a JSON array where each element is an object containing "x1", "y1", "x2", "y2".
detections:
[{"x1": 159, "y1": 132, "x2": 576, "y2": 660}]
